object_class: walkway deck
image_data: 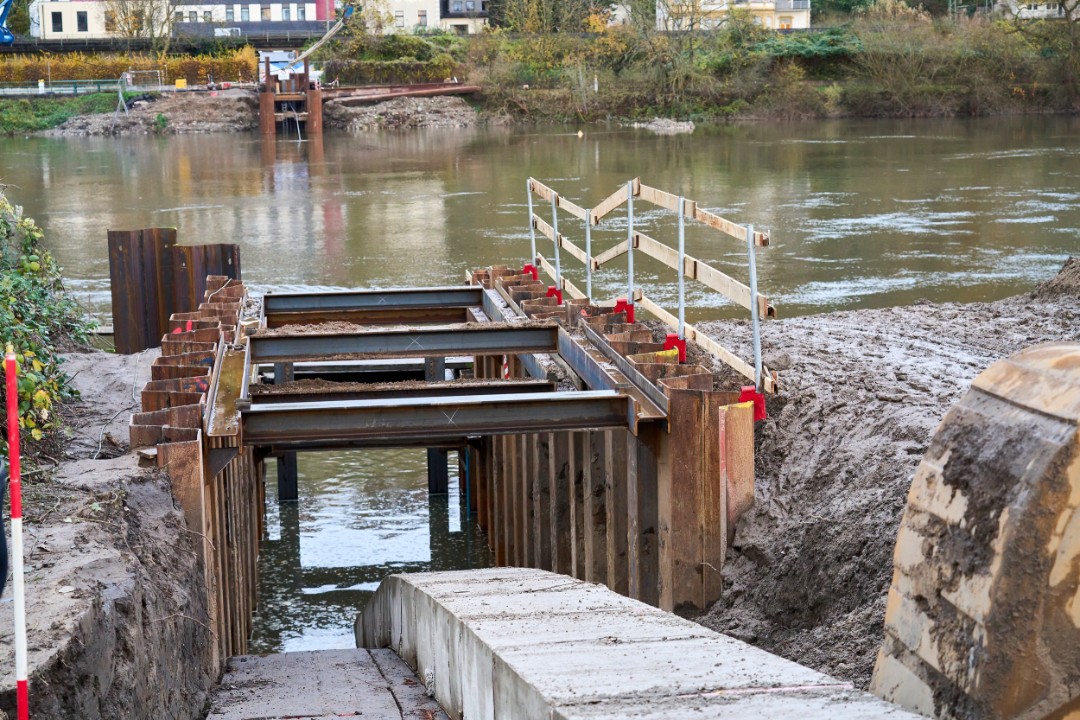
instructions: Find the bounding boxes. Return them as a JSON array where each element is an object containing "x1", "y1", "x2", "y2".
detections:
[{"x1": 206, "y1": 648, "x2": 448, "y2": 720}]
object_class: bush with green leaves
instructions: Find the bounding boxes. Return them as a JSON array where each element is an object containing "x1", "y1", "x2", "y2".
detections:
[{"x1": 0, "y1": 192, "x2": 93, "y2": 459}]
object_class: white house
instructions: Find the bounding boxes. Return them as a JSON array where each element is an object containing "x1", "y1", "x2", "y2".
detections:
[{"x1": 656, "y1": 0, "x2": 811, "y2": 30}]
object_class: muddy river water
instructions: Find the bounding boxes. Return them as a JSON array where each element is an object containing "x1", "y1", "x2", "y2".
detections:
[{"x1": 1, "y1": 116, "x2": 1077, "y2": 650}]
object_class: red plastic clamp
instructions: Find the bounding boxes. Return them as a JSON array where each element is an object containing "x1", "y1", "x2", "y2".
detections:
[
  {"x1": 663, "y1": 333, "x2": 687, "y2": 363},
  {"x1": 522, "y1": 263, "x2": 539, "y2": 281},
  {"x1": 613, "y1": 297, "x2": 635, "y2": 323},
  {"x1": 739, "y1": 385, "x2": 767, "y2": 422},
  {"x1": 546, "y1": 286, "x2": 563, "y2": 304}
]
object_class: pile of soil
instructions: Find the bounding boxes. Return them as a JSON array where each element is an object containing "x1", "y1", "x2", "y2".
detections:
[
  {"x1": 43, "y1": 90, "x2": 258, "y2": 137},
  {"x1": 0, "y1": 350, "x2": 214, "y2": 719},
  {"x1": 628, "y1": 118, "x2": 696, "y2": 135},
  {"x1": 694, "y1": 257, "x2": 1080, "y2": 689},
  {"x1": 323, "y1": 96, "x2": 478, "y2": 131}
]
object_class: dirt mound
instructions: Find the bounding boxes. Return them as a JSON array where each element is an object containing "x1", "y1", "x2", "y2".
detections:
[
  {"x1": 43, "y1": 90, "x2": 258, "y2": 137},
  {"x1": 1031, "y1": 256, "x2": 1080, "y2": 300},
  {"x1": 323, "y1": 96, "x2": 478, "y2": 131},
  {"x1": 694, "y1": 262, "x2": 1080, "y2": 689}
]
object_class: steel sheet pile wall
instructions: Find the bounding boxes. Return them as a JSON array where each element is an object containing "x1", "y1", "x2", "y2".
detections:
[
  {"x1": 107, "y1": 228, "x2": 242, "y2": 354},
  {"x1": 129, "y1": 276, "x2": 263, "y2": 671},
  {"x1": 467, "y1": 266, "x2": 756, "y2": 614}
]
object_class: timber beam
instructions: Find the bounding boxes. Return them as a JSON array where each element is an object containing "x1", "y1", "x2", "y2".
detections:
[
  {"x1": 241, "y1": 390, "x2": 633, "y2": 447},
  {"x1": 247, "y1": 379, "x2": 558, "y2": 405}
]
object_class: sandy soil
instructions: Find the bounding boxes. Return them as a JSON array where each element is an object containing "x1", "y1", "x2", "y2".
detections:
[
  {"x1": 0, "y1": 349, "x2": 214, "y2": 718},
  {"x1": 695, "y1": 257, "x2": 1080, "y2": 690},
  {"x1": 42, "y1": 90, "x2": 259, "y2": 137},
  {"x1": 323, "y1": 96, "x2": 479, "y2": 131}
]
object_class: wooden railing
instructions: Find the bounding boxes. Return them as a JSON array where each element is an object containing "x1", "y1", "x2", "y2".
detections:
[{"x1": 525, "y1": 177, "x2": 777, "y2": 394}]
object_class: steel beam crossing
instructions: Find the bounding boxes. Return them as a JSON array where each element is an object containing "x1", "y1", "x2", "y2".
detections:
[
  {"x1": 249, "y1": 325, "x2": 559, "y2": 363},
  {"x1": 241, "y1": 391, "x2": 632, "y2": 447},
  {"x1": 248, "y1": 380, "x2": 558, "y2": 405},
  {"x1": 263, "y1": 287, "x2": 488, "y2": 327}
]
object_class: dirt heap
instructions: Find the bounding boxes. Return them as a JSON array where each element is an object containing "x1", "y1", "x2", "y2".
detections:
[
  {"x1": 323, "y1": 96, "x2": 479, "y2": 131},
  {"x1": 43, "y1": 90, "x2": 258, "y2": 137},
  {"x1": 695, "y1": 257, "x2": 1080, "y2": 689},
  {"x1": 0, "y1": 350, "x2": 215, "y2": 719}
]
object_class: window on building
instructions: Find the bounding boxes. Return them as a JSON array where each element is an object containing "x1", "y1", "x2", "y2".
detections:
[
  {"x1": 241, "y1": 5, "x2": 250, "y2": 20},
  {"x1": 175, "y1": 10, "x2": 183, "y2": 22},
  {"x1": 394, "y1": 9, "x2": 404, "y2": 25},
  {"x1": 452, "y1": 0, "x2": 463, "y2": 11},
  {"x1": 226, "y1": 5, "x2": 234, "y2": 20},
  {"x1": 452, "y1": 22, "x2": 466, "y2": 32},
  {"x1": 203, "y1": 10, "x2": 212, "y2": 21},
  {"x1": 189, "y1": 10, "x2": 197, "y2": 21},
  {"x1": 282, "y1": 6, "x2": 290, "y2": 19},
  {"x1": 418, "y1": 9, "x2": 427, "y2": 24},
  {"x1": 76, "y1": 10, "x2": 88, "y2": 30},
  {"x1": 466, "y1": 0, "x2": 474, "y2": 10},
  {"x1": 779, "y1": 14, "x2": 792, "y2": 27},
  {"x1": 297, "y1": 5, "x2": 305, "y2": 19},
  {"x1": 51, "y1": 11, "x2": 62, "y2": 32},
  {"x1": 261, "y1": 6, "x2": 271, "y2": 19}
]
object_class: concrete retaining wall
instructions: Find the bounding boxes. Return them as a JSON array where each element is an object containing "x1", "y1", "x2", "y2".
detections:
[{"x1": 357, "y1": 568, "x2": 920, "y2": 719}]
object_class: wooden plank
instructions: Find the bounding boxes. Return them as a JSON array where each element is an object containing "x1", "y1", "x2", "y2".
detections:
[
  {"x1": 533, "y1": 433, "x2": 552, "y2": 571},
  {"x1": 638, "y1": 295, "x2": 777, "y2": 395},
  {"x1": 529, "y1": 177, "x2": 555, "y2": 202},
  {"x1": 550, "y1": 432, "x2": 573, "y2": 576},
  {"x1": 606, "y1": 430, "x2": 630, "y2": 596},
  {"x1": 633, "y1": 232, "x2": 768, "y2": 315},
  {"x1": 585, "y1": 431, "x2": 608, "y2": 584},
  {"x1": 694, "y1": 206, "x2": 770, "y2": 247},
  {"x1": 568, "y1": 432, "x2": 585, "y2": 580},
  {"x1": 659, "y1": 388, "x2": 705, "y2": 613},
  {"x1": 522, "y1": 434, "x2": 536, "y2": 569},
  {"x1": 536, "y1": 254, "x2": 587, "y2": 301},
  {"x1": 627, "y1": 424, "x2": 661, "y2": 606},
  {"x1": 703, "y1": 395, "x2": 734, "y2": 605},
  {"x1": 592, "y1": 240, "x2": 629, "y2": 270},
  {"x1": 637, "y1": 184, "x2": 694, "y2": 216},
  {"x1": 533, "y1": 215, "x2": 589, "y2": 266},
  {"x1": 724, "y1": 401, "x2": 755, "y2": 547},
  {"x1": 591, "y1": 184, "x2": 630, "y2": 223}
]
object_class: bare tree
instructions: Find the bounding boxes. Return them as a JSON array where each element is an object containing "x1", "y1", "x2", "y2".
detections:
[
  {"x1": 1007, "y1": 0, "x2": 1080, "y2": 109},
  {"x1": 103, "y1": 0, "x2": 180, "y2": 51}
]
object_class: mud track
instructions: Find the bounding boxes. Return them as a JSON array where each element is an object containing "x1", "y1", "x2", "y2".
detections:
[{"x1": 695, "y1": 257, "x2": 1080, "y2": 689}]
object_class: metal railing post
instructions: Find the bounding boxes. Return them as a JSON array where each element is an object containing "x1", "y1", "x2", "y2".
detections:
[
  {"x1": 526, "y1": 178, "x2": 536, "y2": 264},
  {"x1": 677, "y1": 196, "x2": 686, "y2": 339},
  {"x1": 746, "y1": 223, "x2": 762, "y2": 389},
  {"x1": 626, "y1": 180, "x2": 634, "y2": 304},
  {"x1": 585, "y1": 209, "x2": 592, "y2": 301},
  {"x1": 551, "y1": 194, "x2": 562, "y2": 289}
]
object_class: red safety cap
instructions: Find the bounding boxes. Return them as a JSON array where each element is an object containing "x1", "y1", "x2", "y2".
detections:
[
  {"x1": 613, "y1": 298, "x2": 635, "y2": 323},
  {"x1": 546, "y1": 286, "x2": 563, "y2": 304},
  {"x1": 663, "y1": 333, "x2": 687, "y2": 363},
  {"x1": 522, "y1": 263, "x2": 539, "y2": 281},
  {"x1": 739, "y1": 385, "x2": 767, "y2": 422}
]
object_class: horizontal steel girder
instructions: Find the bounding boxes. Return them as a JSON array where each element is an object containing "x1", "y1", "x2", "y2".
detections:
[
  {"x1": 241, "y1": 391, "x2": 632, "y2": 446},
  {"x1": 263, "y1": 286, "x2": 484, "y2": 314},
  {"x1": 248, "y1": 379, "x2": 558, "y2": 404},
  {"x1": 249, "y1": 325, "x2": 559, "y2": 363}
]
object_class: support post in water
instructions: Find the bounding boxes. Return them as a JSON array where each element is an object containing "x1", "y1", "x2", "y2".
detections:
[
  {"x1": 626, "y1": 181, "x2": 634, "y2": 316},
  {"x1": 585, "y1": 209, "x2": 592, "y2": 302},
  {"x1": 425, "y1": 356, "x2": 449, "y2": 495},
  {"x1": 5, "y1": 352, "x2": 29, "y2": 720},
  {"x1": 274, "y1": 361, "x2": 298, "y2": 502},
  {"x1": 746, "y1": 223, "x2": 762, "y2": 389}
]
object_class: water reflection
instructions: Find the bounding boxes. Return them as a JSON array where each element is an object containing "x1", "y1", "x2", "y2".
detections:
[
  {"x1": 249, "y1": 448, "x2": 492, "y2": 653},
  {"x1": 3, "y1": 116, "x2": 1077, "y2": 324}
]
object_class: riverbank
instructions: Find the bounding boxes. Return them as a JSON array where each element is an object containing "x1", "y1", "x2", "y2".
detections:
[
  {"x1": 0, "y1": 350, "x2": 216, "y2": 719},
  {"x1": 695, "y1": 257, "x2": 1080, "y2": 690},
  {"x1": 40, "y1": 90, "x2": 258, "y2": 137}
]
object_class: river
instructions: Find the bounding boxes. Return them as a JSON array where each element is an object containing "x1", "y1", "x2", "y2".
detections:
[{"x1": 1, "y1": 116, "x2": 1077, "y2": 651}]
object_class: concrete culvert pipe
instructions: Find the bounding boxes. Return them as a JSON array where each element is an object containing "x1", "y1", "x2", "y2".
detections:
[{"x1": 871, "y1": 342, "x2": 1080, "y2": 719}]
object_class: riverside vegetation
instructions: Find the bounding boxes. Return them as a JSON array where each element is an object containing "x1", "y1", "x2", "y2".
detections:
[{"x1": 0, "y1": 0, "x2": 1078, "y2": 131}]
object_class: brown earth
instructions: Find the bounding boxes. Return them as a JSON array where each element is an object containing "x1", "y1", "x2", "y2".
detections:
[
  {"x1": 42, "y1": 90, "x2": 259, "y2": 137},
  {"x1": 0, "y1": 350, "x2": 215, "y2": 719},
  {"x1": 323, "y1": 96, "x2": 479, "y2": 131},
  {"x1": 694, "y1": 257, "x2": 1080, "y2": 690}
]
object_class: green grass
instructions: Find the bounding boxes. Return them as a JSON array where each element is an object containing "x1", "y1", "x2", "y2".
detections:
[{"x1": 0, "y1": 92, "x2": 136, "y2": 134}]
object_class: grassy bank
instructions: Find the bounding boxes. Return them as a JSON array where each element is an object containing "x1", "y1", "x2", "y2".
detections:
[
  {"x1": 0, "y1": 93, "x2": 141, "y2": 133},
  {"x1": 0, "y1": 192, "x2": 93, "y2": 460},
  {"x1": 317, "y1": 3, "x2": 1080, "y2": 121}
]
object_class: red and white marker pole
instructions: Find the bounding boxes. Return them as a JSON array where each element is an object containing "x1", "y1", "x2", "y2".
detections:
[{"x1": 5, "y1": 352, "x2": 30, "y2": 720}]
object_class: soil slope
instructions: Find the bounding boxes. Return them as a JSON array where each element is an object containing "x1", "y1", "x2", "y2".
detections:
[
  {"x1": 696, "y1": 257, "x2": 1080, "y2": 690},
  {"x1": 42, "y1": 90, "x2": 258, "y2": 137}
]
